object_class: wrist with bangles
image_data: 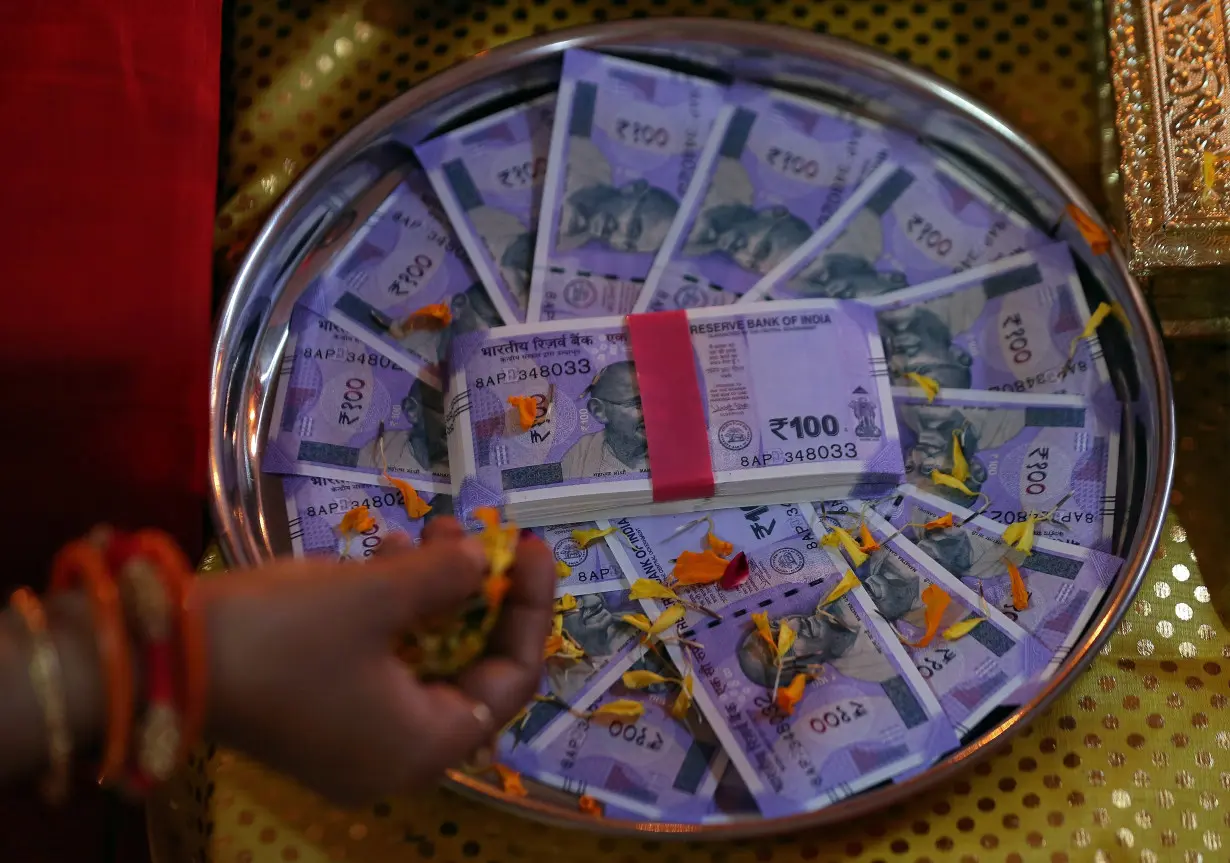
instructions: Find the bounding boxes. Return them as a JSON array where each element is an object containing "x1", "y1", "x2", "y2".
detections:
[{"x1": 8, "y1": 527, "x2": 207, "y2": 801}]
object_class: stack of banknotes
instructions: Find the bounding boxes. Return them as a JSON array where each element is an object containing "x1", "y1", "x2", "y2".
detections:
[{"x1": 264, "y1": 47, "x2": 1126, "y2": 820}]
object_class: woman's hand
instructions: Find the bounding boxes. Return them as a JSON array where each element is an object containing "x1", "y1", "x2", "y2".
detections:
[{"x1": 199, "y1": 518, "x2": 554, "y2": 805}]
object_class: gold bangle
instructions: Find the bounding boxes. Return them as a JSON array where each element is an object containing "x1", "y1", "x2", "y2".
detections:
[{"x1": 11, "y1": 588, "x2": 72, "y2": 804}]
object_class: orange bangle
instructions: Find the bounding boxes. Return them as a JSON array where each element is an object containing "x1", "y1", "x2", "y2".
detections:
[
  {"x1": 10, "y1": 588, "x2": 72, "y2": 803},
  {"x1": 129, "y1": 530, "x2": 207, "y2": 767},
  {"x1": 49, "y1": 539, "x2": 133, "y2": 786}
]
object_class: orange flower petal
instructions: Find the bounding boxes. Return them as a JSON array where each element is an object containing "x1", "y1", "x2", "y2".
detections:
[
  {"x1": 339, "y1": 504, "x2": 375, "y2": 536},
  {"x1": 1065, "y1": 203, "x2": 1110, "y2": 255},
  {"x1": 906, "y1": 583, "x2": 952, "y2": 649},
  {"x1": 507, "y1": 395, "x2": 538, "y2": 432},
  {"x1": 578, "y1": 795, "x2": 602, "y2": 816},
  {"x1": 671, "y1": 549, "x2": 730, "y2": 586},
  {"x1": 704, "y1": 529, "x2": 734, "y2": 558},
  {"x1": 858, "y1": 522, "x2": 880, "y2": 554},
  {"x1": 484, "y1": 574, "x2": 511, "y2": 608},
  {"x1": 402, "y1": 302, "x2": 452, "y2": 330},
  {"x1": 923, "y1": 513, "x2": 955, "y2": 531},
  {"x1": 493, "y1": 764, "x2": 527, "y2": 797},
  {"x1": 543, "y1": 634, "x2": 564, "y2": 658},
  {"x1": 474, "y1": 507, "x2": 501, "y2": 531},
  {"x1": 1006, "y1": 559, "x2": 1030, "y2": 611},
  {"x1": 383, "y1": 472, "x2": 431, "y2": 519},
  {"x1": 775, "y1": 673, "x2": 808, "y2": 715}
]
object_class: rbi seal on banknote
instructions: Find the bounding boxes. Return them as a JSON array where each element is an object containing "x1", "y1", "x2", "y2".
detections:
[
  {"x1": 563, "y1": 278, "x2": 597, "y2": 310},
  {"x1": 553, "y1": 537, "x2": 588, "y2": 568},
  {"x1": 770, "y1": 547, "x2": 806, "y2": 575},
  {"x1": 717, "y1": 420, "x2": 752, "y2": 451},
  {"x1": 849, "y1": 391, "x2": 884, "y2": 441},
  {"x1": 673, "y1": 283, "x2": 706, "y2": 309}
]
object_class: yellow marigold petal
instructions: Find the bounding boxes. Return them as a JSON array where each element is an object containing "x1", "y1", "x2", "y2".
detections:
[
  {"x1": 507, "y1": 395, "x2": 538, "y2": 432},
  {"x1": 590, "y1": 699, "x2": 645, "y2": 720},
  {"x1": 554, "y1": 594, "x2": 578, "y2": 613},
  {"x1": 822, "y1": 569, "x2": 860, "y2": 606},
  {"x1": 923, "y1": 513, "x2": 955, "y2": 531},
  {"x1": 827, "y1": 525, "x2": 868, "y2": 567},
  {"x1": 752, "y1": 611, "x2": 775, "y2": 651},
  {"x1": 1001, "y1": 516, "x2": 1037, "y2": 554},
  {"x1": 627, "y1": 579, "x2": 679, "y2": 602},
  {"x1": 402, "y1": 302, "x2": 452, "y2": 330},
  {"x1": 384, "y1": 473, "x2": 431, "y2": 519},
  {"x1": 669, "y1": 674, "x2": 694, "y2": 720},
  {"x1": 648, "y1": 604, "x2": 686, "y2": 638},
  {"x1": 621, "y1": 670, "x2": 673, "y2": 689},
  {"x1": 1069, "y1": 301, "x2": 1113, "y2": 359},
  {"x1": 551, "y1": 613, "x2": 563, "y2": 638},
  {"x1": 555, "y1": 560, "x2": 572, "y2": 580},
  {"x1": 339, "y1": 504, "x2": 375, "y2": 536},
  {"x1": 556, "y1": 636, "x2": 586, "y2": 660},
  {"x1": 907, "y1": 583, "x2": 952, "y2": 649},
  {"x1": 578, "y1": 795, "x2": 602, "y2": 816},
  {"x1": 1006, "y1": 559, "x2": 1030, "y2": 611},
  {"x1": 484, "y1": 574, "x2": 511, "y2": 608},
  {"x1": 493, "y1": 763, "x2": 527, "y2": 797},
  {"x1": 572, "y1": 526, "x2": 616, "y2": 548},
  {"x1": 704, "y1": 529, "x2": 734, "y2": 558},
  {"x1": 775, "y1": 673, "x2": 808, "y2": 715},
  {"x1": 1065, "y1": 203, "x2": 1110, "y2": 256},
  {"x1": 941, "y1": 617, "x2": 985, "y2": 640},
  {"x1": 776, "y1": 619, "x2": 796, "y2": 659},
  {"x1": 670, "y1": 549, "x2": 730, "y2": 586},
  {"x1": 904, "y1": 371, "x2": 941, "y2": 402},
  {"x1": 930, "y1": 469, "x2": 979, "y2": 498},
  {"x1": 950, "y1": 431, "x2": 971, "y2": 484},
  {"x1": 858, "y1": 522, "x2": 880, "y2": 554},
  {"x1": 620, "y1": 613, "x2": 653, "y2": 634}
]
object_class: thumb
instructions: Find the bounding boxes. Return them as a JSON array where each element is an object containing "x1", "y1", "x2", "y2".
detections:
[{"x1": 363, "y1": 535, "x2": 489, "y2": 632}]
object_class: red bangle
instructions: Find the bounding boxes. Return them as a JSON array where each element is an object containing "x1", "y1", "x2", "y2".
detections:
[{"x1": 49, "y1": 538, "x2": 133, "y2": 786}]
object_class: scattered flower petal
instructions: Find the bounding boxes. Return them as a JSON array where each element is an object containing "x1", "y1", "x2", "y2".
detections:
[
  {"x1": 904, "y1": 371, "x2": 941, "y2": 402},
  {"x1": 627, "y1": 580, "x2": 680, "y2": 602},
  {"x1": 930, "y1": 469, "x2": 978, "y2": 498},
  {"x1": 474, "y1": 507, "x2": 501, "y2": 530},
  {"x1": 493, "y1": 764, "x2": 527, "y2": 797},
  {"x1": 825, "y1": 525, "x2": 868, "y2": 567},
  {"x1": 507, "y1": 395, "x2": 538, "y2": 432},
  {"x1": 1001, "y1": 516, "x2": 1038, "y2": 554},
  {"x1": 923, "y1": 513, "x2": 955, "y2": 531},
  {"x1": 621, "y1": 613, "x2": 653, "y2": 635},
  {"x1": 555, "y1": 560, "x2": 572, "y2": 580},
  {"x1": 719, "y1": 551, "x2": 750, "y2": 590},
  {"x1": 776, "y1": 619, "x2": 796, "y2": 659},
  {"x1": 950, "y1": 432, "x2": 970, "y2": 484},
  {"x1": 858, "y1": 523, "x2": 880, "y2": 554},
  {"x1": 775, "y1": 673, "x2": 808, "y2": 715},
  {"x1": 671, "y1": 549, "x2": 729, "y2": 586},
  {"x1": 669, "y1": 674, "x2": 694, "y2": 720},
  {"x1": 402, "y1": 302, "x2": 452, "y2": 330},
  {"x1": 339, "y1": 505, "x2": 375, "y2": 536},
  {"x1": 578, "y1": 795, "x2": 602, "y2": 816},
  {"x1": 543, "y1": 633, "x2": 564, "y2": 658},
  {"x1": 622, "y1": 670, "x2": 674, "y2": 689},
  {"x1": 752, "y1": 612, "x2": 775, "y2": 651},
  {"x1": 1006, "y1": 559, "x2": 1030, "y2": 611},
  {"x1": 1069, "y1": 301, "x2": 1113, "y2": 359},
  {"x1": 589, "y1": 700, "x2": 645, "y2": 720},
  {"x1": 1065, "y1": 203, "x2": 1110, "y2": 256},
  {"x1": 942, "y1": 617, "x2": 985, "y2": 641},
  {"x1": 704, "y1": 528, "x2": 734, "y2": 558},
  {"x1": 906, "y1": 584, "x2": 952, "y2": 649},
  {"x1": 383, "y1": 473, "x2": 431, "y2": 519},
  {"x1": 648, "y1": 604, "x2": 686, "y2": 638},
  {"x1": 483, "y1": 574, "x2": 511, "y2": 608},
  {"x1": 554, "y1": 594, "x2": 578, "y2": 613},
  {"x1": 821, "y1": 569, "x2": 860, "y2": 606},
  {"x1": 572, "y1": 526, "x2": 616, "y2": 548}
]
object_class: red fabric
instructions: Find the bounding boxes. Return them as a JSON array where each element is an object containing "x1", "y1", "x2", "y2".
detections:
[
  {"x1": 0, "y1": 0, "x2": 220, "y2": 587},
  {"x1": 627, "y1": 311, "x2": 715, "y2": 502}
]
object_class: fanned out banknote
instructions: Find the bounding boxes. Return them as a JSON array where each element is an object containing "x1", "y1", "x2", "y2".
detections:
[
  {"x1": 446, "y1": 300, "x2": 903, "y2": 525},
  {"x1": 283, "y1": 475, "x2": 453, "y2": 558},
  {"x1": 740, "y1": 156, "x2": 1050, "y2": 303},
  {"x1": 527, "y1": 49, "x2": 726, "y2": 321},
  {"x1": 301, "y1": 170, "x2": 504, "y2": 388},
  {"x1": 635, "y1": 82, "x2": 917, "y2": 313},
  {"x1": 863, "y1": 242, "x2": 1111, "y2": 399},
  {"x1": 892, "y1": 388, "x2": 1119, "y2": 552},
  {"x1": 266, "y1": 307, "x2": 450, "y2": 491},
  {"x1": 813, "y1": 504, "x2": 1046, "y2": 736},
  {"x1": 505, "y1": 645, "x2": 728, "y2": 822},
  {"x1": 874, "y1": 484, "x2": 1123, "y2": 698},
  {"x1": 415, "y1": 94, "x2": 556, "y2": 324},
  {"x1": 680, "y1": 575, "x2": 958, "y2": 816}
]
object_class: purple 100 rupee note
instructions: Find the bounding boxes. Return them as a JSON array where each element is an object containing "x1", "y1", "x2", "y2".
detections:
[
  {"x1": 283, "y1": 476, "x2": 452, "y2": 559},
  {"x1": 682, "y1": 577, "x2": 958, "y2": 816},
  {"x1": 301, "y1": 170, "x2": 503, "y2": 388},
  {"x1": 814, "y1": 504, "x2": 1046, "y2": 736},
  {"x1": 635, "y1": 82, "x2": 914, "y2": 313},
  {"x1": 446, "y1": 300, "x2": 904, "y2": 524},
  {"x1": 415, "y1": 94, "x2": 555, "y2": 324},
  {"x1": 741, "y1": 156, "x2": 1049, "y2": 304},
  {"x1": 866, "y1": 242, "x2": 1111, "y2": 400},
  {"x1": 893, "y1": 388, "x2": 1120, "y2": 552},
  {"x1": 507, "y1": 646, "x2": 727, "y2": 822},
  {"x1": 875, "y1": 484, "x2": 1123, "y2": 697},
  {"x1": 537, "y1": 522, "x2": 628, "y2": 597},
  {"x1": 527, "y1": 49, "x2": 725, "y2": 322},
  {"x1": 265, "y1": 307, "x2": 450, "y2": 491}
]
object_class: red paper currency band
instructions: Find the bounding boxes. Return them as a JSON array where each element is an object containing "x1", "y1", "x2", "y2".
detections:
[{"x1": 626, "y1": 310, "x2": 715, "y2": 502}]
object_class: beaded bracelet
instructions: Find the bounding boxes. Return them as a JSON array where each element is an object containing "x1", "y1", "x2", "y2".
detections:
[{"x1": 10, "y1": 588, "x2": 72, "y2": 803}]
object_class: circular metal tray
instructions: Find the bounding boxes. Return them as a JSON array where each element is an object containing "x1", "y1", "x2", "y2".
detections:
[{"x1": 209, "y1": 19, "x2": 1174, "y2": 838}]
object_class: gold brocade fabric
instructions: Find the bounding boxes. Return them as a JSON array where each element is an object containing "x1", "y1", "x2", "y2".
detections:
[{"x1": 164, "y1": 1, "x2": 1229, "y2": 861}]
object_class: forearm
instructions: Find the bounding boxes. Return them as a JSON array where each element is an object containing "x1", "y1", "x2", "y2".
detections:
[{"x1": 0, "y1": 593, "x2": 106, "y2": 786}]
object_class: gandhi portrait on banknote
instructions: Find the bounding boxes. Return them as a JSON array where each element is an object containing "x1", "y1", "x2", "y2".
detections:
[
  {"x1": 557, "y1": 137, "x2": 679, "y2": 255},
  {"x1": 468, "y1": 206, "x2": 534, "y2": 311},
  {"x1": 858, "y1": 549, "x2": 966, "y2": 633},
  {"x1": 356, "y1": 379, "x2": 449, "y2": 475},
  {"x1": 878, "y1": 305, "x2": 974, "y2": 388},
  {"x1": 560, "y1": 361, "x2": 649, "y2": 480},
  {"x1": 736, "y1": 604, "x2": 894, "y2": 686},
  {"x1": 899, "y1": 404, "x2": 1026, "y2": 506},
  {"x1": 546, "y1": 593, "x2": 638, "y2": 701},
  {"x1": 786, "y1": 210, "x2": 911, "y2": 299}
]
